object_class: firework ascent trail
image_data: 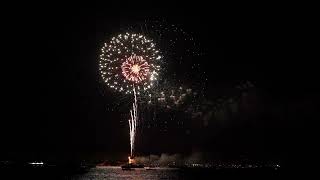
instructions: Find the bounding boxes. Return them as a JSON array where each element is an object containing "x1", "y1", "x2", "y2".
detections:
[{"x1": 129, "y1": 86, "x2": 138, "y2": 157}]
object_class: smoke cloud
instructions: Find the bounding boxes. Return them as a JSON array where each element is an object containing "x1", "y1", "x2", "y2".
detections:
[{"x1": 134, "y1": 152, "x2": 206, "y2": 166}]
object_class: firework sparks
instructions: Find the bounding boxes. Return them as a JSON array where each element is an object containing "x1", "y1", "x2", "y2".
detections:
[
  {"x1": 99, "y1": 33, "x2": 161, "y2": 94},
  {"x1": 121, "y1": 55, "x2": 150, "y2": 83}
]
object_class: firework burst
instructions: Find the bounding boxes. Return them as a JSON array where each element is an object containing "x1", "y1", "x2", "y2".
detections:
[
  {"x1": 99, "y1": 20, "x2": 205, "y2": 158},
  {"x1": 99, "y1": 33, "x2": 161, "y2": 94},
  {"x1": 121, "y1": 55, "x2": 150, "y2": 83},
  {"x1": 99, "y1": 32, "x2": 162, "y2": 157}
]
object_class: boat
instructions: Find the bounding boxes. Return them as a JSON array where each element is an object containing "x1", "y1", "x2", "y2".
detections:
[
  {"x1": 121, "y1": 163, "x2": 144, "y2": 170},
  {"x1": 145, "y1": 167, "x2": 156, "y2": 170}
]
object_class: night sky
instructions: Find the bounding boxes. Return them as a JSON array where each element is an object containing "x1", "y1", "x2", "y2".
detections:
[{"x1": 2, "y1": 3, "x2": 315, "y2": 166}]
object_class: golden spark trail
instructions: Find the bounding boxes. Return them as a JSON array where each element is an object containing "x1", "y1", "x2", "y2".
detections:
[{"x1": 129, "y1": 86, "x2": 138, "y2": 157}]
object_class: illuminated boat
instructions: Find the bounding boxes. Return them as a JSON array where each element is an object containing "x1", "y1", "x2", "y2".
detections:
[
  {"x1": 121, "y1": 163, "x2": 144, "y2": 170},
  {"x1": 121, "y1": 156, "x2": 144, "y2": 170}
]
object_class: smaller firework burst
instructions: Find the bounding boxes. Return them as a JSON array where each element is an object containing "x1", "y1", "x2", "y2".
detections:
[{"x1": 121, "y1": 55, "x2": 150, "y2": 83}]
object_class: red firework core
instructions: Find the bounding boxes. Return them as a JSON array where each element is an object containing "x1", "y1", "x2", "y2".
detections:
[{"x1": 121, "y1": 55, "x2": 150, "y2": 83}]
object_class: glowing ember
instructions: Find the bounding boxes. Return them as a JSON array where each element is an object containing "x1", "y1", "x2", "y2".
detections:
[{"x1": 128, "y1": 156, "x2": 135, "y2": 164}]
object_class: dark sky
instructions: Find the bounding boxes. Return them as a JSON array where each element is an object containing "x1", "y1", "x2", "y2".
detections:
[{"x1": 2, "y1": 3, "x2": 316, "y2": 164}]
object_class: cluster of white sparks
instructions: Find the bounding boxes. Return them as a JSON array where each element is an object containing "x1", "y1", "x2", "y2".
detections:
[
  {"x1": 99, "y1": 33, "x2": 161, "y2": 94},
  {"x1": 99, "y1": 33, "x2": 162, "y2": 157}
]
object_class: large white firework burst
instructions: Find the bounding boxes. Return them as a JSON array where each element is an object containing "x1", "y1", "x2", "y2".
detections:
[{"x1": 99, "y1": 33, "x2": 161, "y2": 94}]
